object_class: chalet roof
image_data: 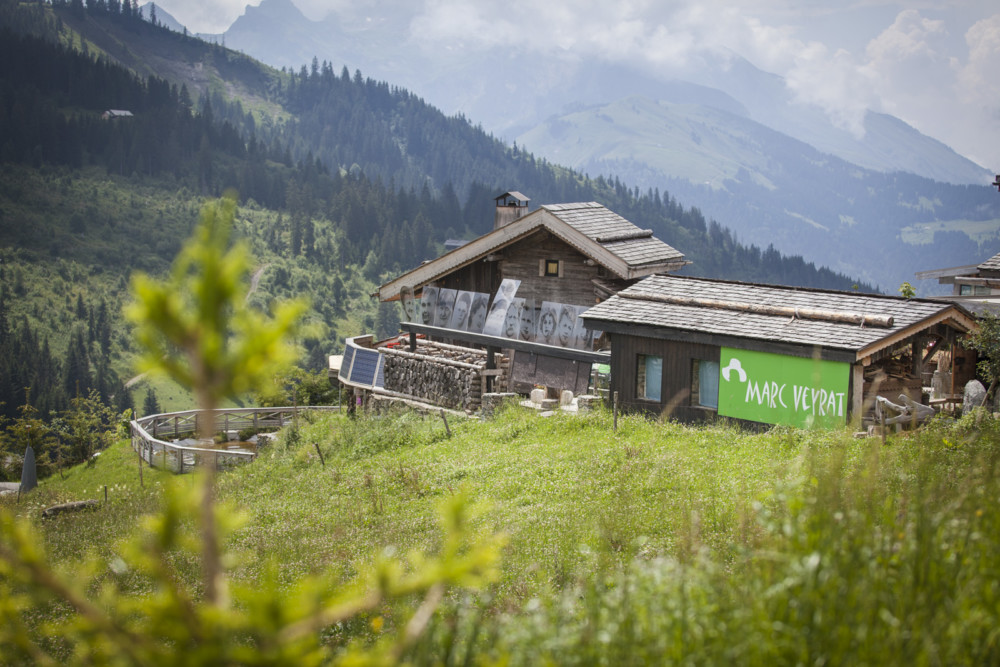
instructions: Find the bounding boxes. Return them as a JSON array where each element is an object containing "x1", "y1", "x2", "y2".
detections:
[
  {"x1": 378, "y1": 202, "x2": 688, "y2": 301},
  {"x1": 978, "y1": 251, "x2": 1000, "y2": 272},
  {"x1": 581, "y1": 275, "x2": 976, "y2": 363},
  {"x1": 496, "y1": 191, "x2": 529, "y2": 202}
]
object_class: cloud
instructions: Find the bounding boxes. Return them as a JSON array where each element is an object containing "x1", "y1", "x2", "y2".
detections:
[{"x1": 153, "y1": 0, "x2": 998, "y2": 169}]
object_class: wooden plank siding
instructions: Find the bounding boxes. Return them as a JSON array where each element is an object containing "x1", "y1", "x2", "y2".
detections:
[
  {"x1": 610, "y1": 333, "x2": 720, "y2": 422},
  {"x1": 432, "y1": 229, "x2": 604, "y2": 309},
  {"x1": 436, "y1": 256, "x2": 501, "y2": 296},
  {"x1": 498, "y1": 231, "x2": 603, "y2": 307}
]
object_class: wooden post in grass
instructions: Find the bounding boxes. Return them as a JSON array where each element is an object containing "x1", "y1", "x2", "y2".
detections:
[
  {"x1": 104, "y1": 485, "x2": 108, "y2": 503},
  {"x1": 440, "y1": 409, "x2": 451, "y2": 438},
  {"x1": 137, "y1": 447, "x2": 144, "y2": 487},
  {"x1": 613, "y1": 391, "x2": 619, "y2": 432},
  {"x1": 313, "y1": 443, "x2": 325, "y2": 467}
]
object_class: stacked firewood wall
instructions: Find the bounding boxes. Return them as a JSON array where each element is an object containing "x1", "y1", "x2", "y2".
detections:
[{"x1": 381, "y1": 340, "x2": 509, "y2": 411}]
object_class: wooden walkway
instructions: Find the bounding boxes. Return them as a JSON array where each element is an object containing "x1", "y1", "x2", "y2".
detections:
[{"x1": 130, "y1": 406, "x2": 339, "y2": 473}]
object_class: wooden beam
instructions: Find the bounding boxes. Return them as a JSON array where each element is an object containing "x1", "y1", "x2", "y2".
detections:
[{"x1": 618, "y1": 291, "x2": 894, "y2": 328}]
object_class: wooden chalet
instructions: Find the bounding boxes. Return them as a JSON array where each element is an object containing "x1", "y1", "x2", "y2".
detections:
[
  {"x1": 379, "y1": 195, "x2": 689, "y2": 308},
  {"x1": 375, "y1": 194, "x2": 689, "y2": 396},
  {"x1": 916, "y1": 251, "x2": 1000, "y2": 303},
  {"x1": 581, "y1": 275, "x2": 978, "y2": 428}
]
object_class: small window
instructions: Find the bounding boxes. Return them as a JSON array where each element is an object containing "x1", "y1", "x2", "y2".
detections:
[
  {"x1": 637, "y1": 354, "x2": 662, "y2": 402},
  {"x1": 975, "y1": 285, "x2": 990, "y2": 296},
  {"x1": 544, "y1": 259, "x2": 561, "y2": 277},
  {"x1": 959, "y1": 284, "x2": 973, "y2": 296},
  {"x1": 691, "y1": 359, "x2": 719, "y2": 409}
]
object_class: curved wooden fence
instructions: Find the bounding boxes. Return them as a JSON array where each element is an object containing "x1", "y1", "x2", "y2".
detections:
[{"x1": 130, "y1": 406, "x2": 339, "y2": 473}]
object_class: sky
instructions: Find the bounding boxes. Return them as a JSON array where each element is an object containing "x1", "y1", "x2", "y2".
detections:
[{"x1": 151, "y1": 0, "x2": 1000, "y2": 172}]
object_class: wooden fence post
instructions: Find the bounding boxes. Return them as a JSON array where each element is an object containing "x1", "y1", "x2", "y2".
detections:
[
  {"x1": 440, "y1": 409, "x2": 451, "y2": 438},
  {"x1": 613, "y1": 391, "x2": 619, "y2": 432}
]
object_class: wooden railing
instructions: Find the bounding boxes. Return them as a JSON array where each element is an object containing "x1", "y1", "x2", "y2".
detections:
[{"x1": 130, "y1": 406, "x2": 339, "y2": 473}]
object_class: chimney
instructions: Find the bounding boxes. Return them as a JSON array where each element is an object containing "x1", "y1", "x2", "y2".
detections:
[{"x1": 494, "y1": 191, "x2": 530, "y2": 230}]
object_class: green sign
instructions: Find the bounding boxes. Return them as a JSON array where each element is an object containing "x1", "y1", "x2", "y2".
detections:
[{"x1": 717, "y1": 348, "x2": 849, "y2": 429}]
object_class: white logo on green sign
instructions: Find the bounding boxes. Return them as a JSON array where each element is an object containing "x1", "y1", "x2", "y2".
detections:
[{"x1": 717, "y1": 348, "x2": 849, "y2": 429}]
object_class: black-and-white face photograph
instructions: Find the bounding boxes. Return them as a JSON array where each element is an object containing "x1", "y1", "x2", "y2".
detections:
[
  {"x1": 467, "y1": 293, "x2": 489, "y2": 334},
  {"x1": 496, "y1": 278, "x2": 520, "y2": 302},
  {"x1": 571, "y1": 305, "x2": 593, "y2": 350},
  {"x1": 400, "y1": 286, "x2": 418, "y2": 322},
  {"x1": 502, "y1": 298, "x2": 524, "y2": 340},
  {"x1": 482, "y1": 297, "x2": 509, "y2": 337},
  {"x1": 418, "y1": 286, "x2": 438, "y2": 326},
  {"x1": 448, "y1": 291, "x2": 474, "y2": 330},
  {"x1": 556, "y1": 304, "x2": 577, "y2": 347},
  {"x1": 535, "y1": 301, "x2": 560, "y2": 345},
  {"x1": 518, "y1": 299, "x2": 536, "y2": 341},
  {"x1": 434, "y1": 288, "x2": 457, "y2": 327}
]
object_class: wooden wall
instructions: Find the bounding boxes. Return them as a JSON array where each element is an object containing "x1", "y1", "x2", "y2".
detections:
[
  {"x1": 609, "y1": 333, "x2": 720, "y2": 422},
  {"x1": 499, "y1": 231, "x2": 602, "y2": 307},
  {"x1": 432, "y1": 230, "x2": 604, "y2": 309},
  {"x1": 437, "y1": 258, "x2": 500, "y2": 296}
]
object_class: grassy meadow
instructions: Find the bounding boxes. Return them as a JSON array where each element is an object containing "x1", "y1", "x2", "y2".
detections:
[{"x1": 4, "y1": 404, "x2": 1000, "y2": 663}]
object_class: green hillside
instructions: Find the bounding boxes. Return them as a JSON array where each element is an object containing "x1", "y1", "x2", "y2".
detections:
[{"x1": 5, "y1": 407, "x2": 1000, "y2": 662}]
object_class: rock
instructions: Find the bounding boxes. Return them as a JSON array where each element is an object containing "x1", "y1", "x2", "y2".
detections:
[
  {"x1": 964, "y1": 379, "x2": 987, "y2": 411},
  {"x1": 481, "y1": 393, "x2": 518, "y2": 419},
  {"x1": 41, "y1": 500, "x2": 99, "y2": 519},
  {"x1": 576, "y1": 395, "x2": 603, "y2": 412},
  {"x1": 529, "y1": 388, "x2": 545, "y2": 405},
  {"x1": 931, "y1": 370, "x2": 950, "y2": 399},
  {"x1": 560, "y1": 390, "x2": 574, "y2": 406}
]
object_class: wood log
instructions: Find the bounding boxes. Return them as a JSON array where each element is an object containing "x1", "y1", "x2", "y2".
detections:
[
  {"x1": 42, "y1": 499, "x2": 100, "y2": 518},
  {"x1": 619, "y1": 291, "x2": 894, "y2": 328}
]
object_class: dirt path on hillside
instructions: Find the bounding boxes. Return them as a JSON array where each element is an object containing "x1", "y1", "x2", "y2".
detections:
[{"x1": 247, "y1": 263, "x2": 269, "y2": 303}]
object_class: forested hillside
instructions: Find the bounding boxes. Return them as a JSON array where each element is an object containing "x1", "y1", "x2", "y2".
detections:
[{"x1": 0, "y1": 0, "x2": 874, "y2": 459}]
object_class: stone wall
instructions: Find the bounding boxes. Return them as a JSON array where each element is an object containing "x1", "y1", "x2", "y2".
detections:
[{"x1": 381, "y1": 340, "x2": 509, "y2": 412}]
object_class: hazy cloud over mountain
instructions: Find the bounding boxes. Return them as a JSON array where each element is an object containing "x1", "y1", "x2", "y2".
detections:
[{"x1": 153, "y1": 0, "x2": 999, "y2": 170}]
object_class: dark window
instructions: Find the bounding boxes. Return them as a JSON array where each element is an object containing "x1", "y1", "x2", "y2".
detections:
[
  {"x1": 544, "y1": 259, "x2": 560, "y2": 277},
  {"x1": 691, "y1": 359, "x2": 720, "y2": 409},
  {"x1": 637, "y1": 354, "x2": 662, "y2": 401}
]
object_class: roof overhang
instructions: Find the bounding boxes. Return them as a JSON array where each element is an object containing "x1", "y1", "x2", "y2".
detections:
[{"x1": 855, "y1": 306, "x2": 978, "y2": 363}]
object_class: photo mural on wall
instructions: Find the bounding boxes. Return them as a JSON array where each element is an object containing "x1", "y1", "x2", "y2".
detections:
[
  {"x1": 402, "y1": 281, "x2": 599, "y2": 350},
  {"x1": 448, "y1": 291, "x2": 475, "y2": 331},
  {"x1": 418, "y1": 286, "x2": 438, "y2": 326},
  {"x1": 399, "y1": 286, "x2": 418, "y2": 322},
  {"x1": 535, "y1": 301, "x2": 560, "y2": 346},
  {"x1": 468, "y1": 293, "x2": 489, "y2": 333},
  {"x1": 518, "y1": 298, "x2": 536, "y2": 342},
  {"x1": 434, "y1": 288, "x2": 457, "y2": 327},
  {"x1": 502, "y1": 298, "x2": 525, "y2": 340},
  {"x1": 483, "y1": 279, "x2": 521, "y2": 336}
]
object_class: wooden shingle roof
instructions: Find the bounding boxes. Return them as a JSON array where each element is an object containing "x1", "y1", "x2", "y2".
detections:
[
  {"x1": 378, "y1": 202, "x2": 688, "y2": 301},
  {"x1": 582, "y1": 275, "x2": 976, "y2": 363},
  {"x1": 541, "y1": 203, "x2": 685, "y2": 268},
  {"x1": 977, "y1": 251, "x2": 1000, "y2": 272}
]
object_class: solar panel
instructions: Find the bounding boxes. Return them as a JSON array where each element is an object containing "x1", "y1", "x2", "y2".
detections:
[
  {"x1": 350, "y1": 348, "x2": 380, "y2": 386},
  {"x1": 342, "y1": 344, "x2": 355, "y2": 377}
]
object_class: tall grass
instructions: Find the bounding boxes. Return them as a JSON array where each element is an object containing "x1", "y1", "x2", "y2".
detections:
[{"x1": 7, "y1": 406, "x2": 1000, "y2": 662}]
